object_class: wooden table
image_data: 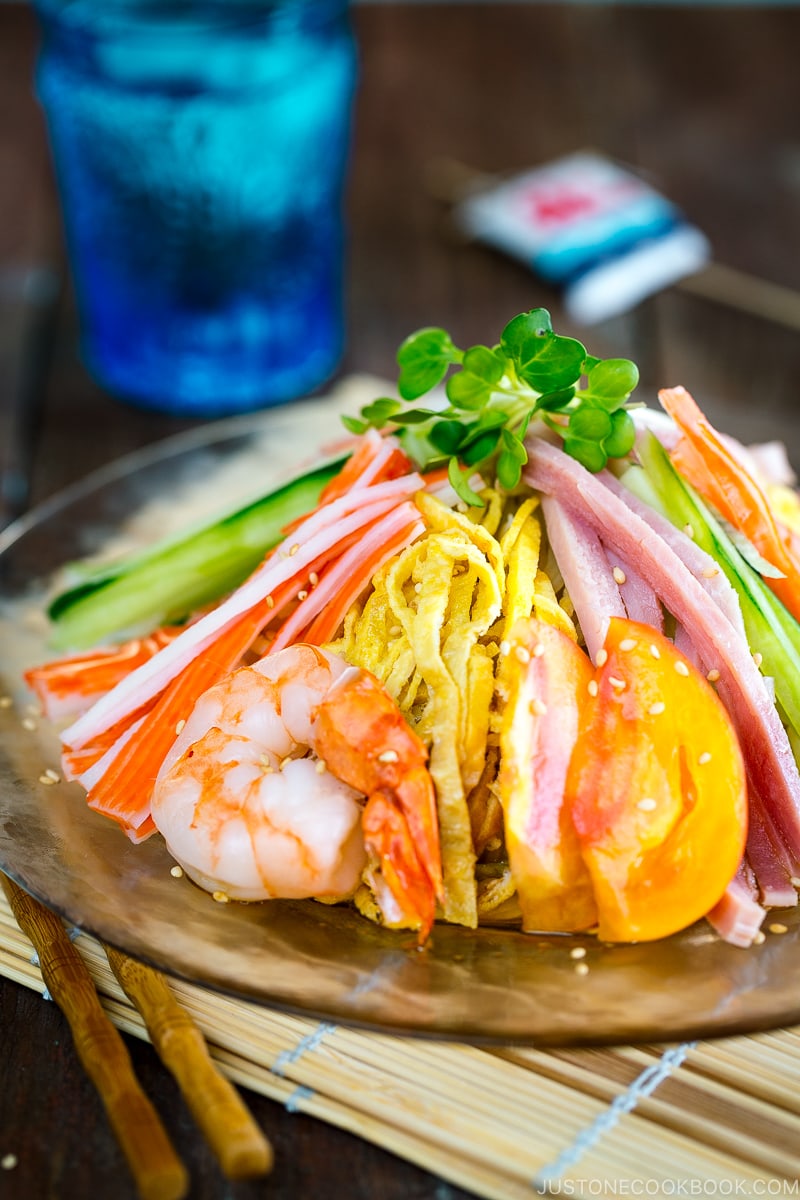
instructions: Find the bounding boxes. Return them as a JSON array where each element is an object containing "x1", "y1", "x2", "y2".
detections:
[{"x1": 1, "y1": 3, "x2": 799, "y2": 1197}]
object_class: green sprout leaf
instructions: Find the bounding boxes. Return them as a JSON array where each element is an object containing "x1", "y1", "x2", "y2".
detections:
[
  {"x1": 446, "y1": 370, "x2": 494, "y2": 411},
  {"x1": 397, "y1": 328, "x2": 462, "y2": 400},
  {"x1": 448, "y1": 457, "x2": 485, "y2": 506}
]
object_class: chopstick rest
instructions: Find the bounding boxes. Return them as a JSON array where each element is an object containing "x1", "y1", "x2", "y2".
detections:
[
  {"x1": 103, "y1": 944, "x2": 274, "y2": 1180},
  {"x1": 0, "y1": 874, "x2": 188, "y2": 1200}
]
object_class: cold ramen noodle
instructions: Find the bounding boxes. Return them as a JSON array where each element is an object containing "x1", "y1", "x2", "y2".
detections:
[{"x1": 25, "y1": 311, "x2": 800, "y2": 946}]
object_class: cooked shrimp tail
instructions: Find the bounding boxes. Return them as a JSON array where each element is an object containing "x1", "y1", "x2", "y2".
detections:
[{"x1": 313, "y1": 670, "x2": 443, "y2": 939}]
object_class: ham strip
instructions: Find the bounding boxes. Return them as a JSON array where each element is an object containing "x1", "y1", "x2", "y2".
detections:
[
  {"x1": 608, "y1": 551, "x2": 664, "y2": 632},
  {"x1": 540, "y1": 496, "x2": 626, "y2": 663},
  {"x1": 526, "y1": 439, "x2": 800, "y2": 852}
]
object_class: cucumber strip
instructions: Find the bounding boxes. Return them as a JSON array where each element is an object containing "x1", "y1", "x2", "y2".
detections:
[
  {"x1": 630, "y1": 435, "x2": 800, "y2": 736},
  {"x1": 48, "y1": 456, "x2": 346, "y2": 651}
]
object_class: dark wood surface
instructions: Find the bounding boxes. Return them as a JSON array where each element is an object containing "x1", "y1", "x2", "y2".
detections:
[{"x1": 2, "y1": 3, "x2": 800, "y2": 1197}]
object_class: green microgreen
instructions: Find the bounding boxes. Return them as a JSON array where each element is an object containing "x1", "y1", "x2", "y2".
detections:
[{"x1": 350, "y1": 308, "x2": 639, "y2": 507}]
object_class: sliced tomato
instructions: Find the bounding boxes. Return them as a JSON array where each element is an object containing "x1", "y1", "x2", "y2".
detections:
[
  {"x1": 498, "y1": 617, "x2": 597, "y2": 932},
  {"x1": 565, "y1": 617, "x2": 747, "y2": 942},
  {"x1": 661, "y1": 385, "x2": 800, "y2": 623}
]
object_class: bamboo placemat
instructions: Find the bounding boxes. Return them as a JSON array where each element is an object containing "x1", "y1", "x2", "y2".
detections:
[{"x1": 2, "y1": 890, "x2": 799, "y2": 1198}]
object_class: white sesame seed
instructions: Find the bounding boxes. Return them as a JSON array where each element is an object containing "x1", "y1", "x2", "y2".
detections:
[
  {"x1": 531, "y1": 698, "x2": 548, "y2": 717},
  {"x1": 753, "y1": 930, "x2": 766, "y2": 945},
  {"x1": 595, "y1": 648, "x2": 608, "y2": 667},
  {"x1": 289, "y1": 543, "x2": 300, "y2": 557},
  {"x1": 574, "y1": 962, "x2": 590, "y2": 977},
  {"x1": 769, "y1": 923, "x2": 788, "y2": 935},
  {"x1": 752, "y1": 652, "x2": 763, "y2": 668},
  {"x1": 609, "y1": 676, "x2": 626, "y2": 691},
  {"x1": 1, "y1": 1154, "x2": 17, "y2": 1170},
  {"x1": 701, "y1": 566, "x2": 720, "y2": 578},
  {"x1": 297, "y1": 589, "x2": 308, "y2": 601},
  {"x1": 21, "y1": 717, "x2": 36, "y2": 732},
  {"x1": 414, "y1": 582, "x2": 422, "y2": 594},
  {"x1": 533, "y1": 642, "x2": 546, "y2": 658},
  {"x1": 266, "y1": 595, "x2": 275, "y2": 609},
  {"x1": 309, "y1": 571, "x2": 319, "y2": 586},
  {"x1": 648, "y1": 702, "x2": 666, "y2": 716},
  {"x1": 315, "y1": 759, "x2": 327, "y2": 774},
  {"x1": 499, "y1": 640, "x2": 511, "y2": 657},
  {"x1": 683, "y1": 523, "x2": 695, "y2": 540},
  {"x1": 170, "y1": 865, "x2": 184, "y2": 879},
  {"x1": 389, "y1": 625, "x2": 402, "y2": 637},
  {"x1": 612, "y1": 566, "x2": 627, "y2": 585},
  {"x1": 706, "y1": 668, "x2": 721, "y2": 683},
  {"x1": 791, "y1": 877, "x2": 800, "y2": 888},
  {"x1": 650, "y1": 644, "x2": 661, "y2": 659},
  {"x1": 514, "y1": 645, "x2": 531, "y2": 664},
  {"x1": 175, "y1": 720, "x2": 186, "y2": 735},
  {"x1": 698, "y1": 752, "x2": 712, "y2": 765},
  {"x1": 637, "y1": 798, "x2": 657, "y2": 812},
  {"x1": 377, "y1": 749, "x2": 399, "y2": 764},
  {"x1": 44, "y1": 768, "x2": 60, "y2": 783},
  {"x1": 588, "y1": 680, "x2": 599, "y2": 697},
  {"x1": 619, "y1": 638, "x2": 637, "y2": 652},
  {"x1": 38, "y1": 773, "x2": 57, "y2": 787},
  {"x1": 212, "y1": 891, "x2": 230, "y2": 904},
  {"x1": 674, "y1": 661, "x2": 690, "y2": 676},
  {"x1": 570, "y1": 946, "x2": 587, "y2": 960}
]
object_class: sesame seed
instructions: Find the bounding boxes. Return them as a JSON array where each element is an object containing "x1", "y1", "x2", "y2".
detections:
[
  {"x1": 485, "y1": 835, "x2": 502, "y2": 852},
  {"x1": 574, "y1": 962, "x2": 590, "y2": 977},
  {"x1": 289, "y1": 544, "x2": 300, "y2": 557},
  {"x1": 769, "y1": 922, "x2": 788, "y2": 935},
  {"x1": 674, "y1": 661, "x2": 690, "y2": 677},
  {"x1": 266, "y1": 595, "x2": 275, "y2": 609},
  {"x1": 791, "y1": 876, "x2": 800, "y2": 888},
  {"x1": 0, "y1": 696, "x2": 12, "y2": 708},
  {"x1": 650, "y1": 644, "x2": 660, "y2": 659},
  {"x1": 377, "y1": 749, "x2": 399, "y2": 764},
  {"x1": 698, "y1": 752, "x2": 712, "y2": 765},
  {"x1": 570, "y1": 946, "x2": 587, "y2": 960},
  {"x1": 683, "y1": 523, "x2": 695, "y2": 540},
  {"x1": 637, "y1": 798, "x2": 657, "y2": 812},
  {"x1": 619, "y1": 638, "x2": 637, "y2": 652},
  {"x1": 609, "y1": 676, "x2": 626, "y2": 691},
  {"x1": 612, "y1": 566, "x2": 627, "y2": 585},
  {"x1": 499, "y1": 640, "x2": 511, "y2": 657},
  {"x1": 701, "y1": 566, "x2": 720, "y2": 578},
  {"x1": 533, "y1": 642, "x2": 546, "y2": 658},
  {"x1": 531, "y1": 698, "x2": 548, "y2": 717},
  {"x1": 44, "y1": 768, "x2": 60, "y2": 783},
  {"x1": 390, "y1": 625, "x2": 402, "y2": 637},
  {"x1": 707, "y1": 669, "x2": 721, "y2": 683},
  {"x1": 170, "y1": 865, "x2": 184, "y2": 879},
  {"x1": 514, "y1": 645, "x2": 531, "y2": 665},
  {"x1": 753, "y1": 652, "x2": 763, "y2": 668},
  {"x1": 315, "y1": 759, "x2": 327, "y2": 774},
  {"x1": 588, "y1": 680, "x2": 599, "y2": 697},
  {"x1": 414, "y1": 582, "x2": 422, "y2": 594},
  {"x1": 175, "y1": 720, "x2": 186, "y2": 735},
  {"x1": 212, "y1": 891, "x2": 230, "y2": 904},
  {"x1": 595, "y1": 648, "x2": 608, "y2": 667},
  {"x1": 648, "y1": 702, "x2": 666, "y2": 716},
  {"x1": 279, "y1": 756, "x2": 292, "y2": 771},
  {"x1": 309, "y1": 571, "x2": 319, "y2": 586},
  {"x1": 21, "y1": 717, "x2": 36, "y2": 732},
  {"x1": 297, "y1": 590, "x2": 308, "y2": 601},
  {"x1": 38, "y1": 773, "x2": 57, "y2": 786},
  {"x1": 753, "y1": 930, "x2": 766, "y2": 945},
  {"x1": 1, "y1": 1154, "x2": 17, "y2": 1170}
]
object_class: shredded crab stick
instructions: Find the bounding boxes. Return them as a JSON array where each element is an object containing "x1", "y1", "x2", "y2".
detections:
[
  {"x1": 150, "y1": 645, "x2": 442, "y2": 939},
  {"x1": 61, "y1": 471, "x2": 425, "y2": 752},
  {"x1": 525, "y1": 438, "x2": 800, "y2": 853},
  {"x1": 661, "y1": 385, "x2": 800, "y2": 623}
]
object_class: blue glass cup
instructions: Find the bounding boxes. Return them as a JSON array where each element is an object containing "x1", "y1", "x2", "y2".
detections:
[{"x1": 32, "y1": 1, "x2": 357, "y2": 417}]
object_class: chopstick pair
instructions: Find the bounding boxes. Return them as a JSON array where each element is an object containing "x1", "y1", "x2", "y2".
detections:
[{"x1": 1, "y1": 874, "x2": 273, "y2": 1200}]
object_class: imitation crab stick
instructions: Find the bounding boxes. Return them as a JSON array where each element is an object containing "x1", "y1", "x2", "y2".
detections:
[{"x1": 661, "y1": 386, "x2": 800, "y2": 623}]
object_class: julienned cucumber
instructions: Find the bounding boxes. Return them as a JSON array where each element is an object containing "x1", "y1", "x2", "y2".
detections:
[
  {"x1": 48, "y1": 456, "x2": 347, "y2": 652},
  {"x1": 630, "y1": 434, "x2": 800, "y2": 736}
]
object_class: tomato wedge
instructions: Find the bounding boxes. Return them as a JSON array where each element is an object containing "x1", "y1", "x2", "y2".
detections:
[
  {"x1": 565, "y1": 617, "x2": 747, "y2": 942},
  {"x1": 498, "y1": 617, "x2": 597, "y2": 932},
  {"x1": 661, "y1": 385, "x2": 800, "y2": 624}
]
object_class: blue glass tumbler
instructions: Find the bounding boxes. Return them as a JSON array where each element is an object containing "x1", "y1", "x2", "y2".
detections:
[{"x1": 32, "y1": 1, "x2": 357, "y2": 417}]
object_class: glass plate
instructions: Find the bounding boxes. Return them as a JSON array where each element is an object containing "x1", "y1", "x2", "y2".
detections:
[{"x1": 2, "y1": 393, "x2": 800, "y2": 1048}]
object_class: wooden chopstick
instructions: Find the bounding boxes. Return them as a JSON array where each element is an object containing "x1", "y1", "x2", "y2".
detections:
[
  {"x1": 0, "y1": 874, "x2": 188, "y2": 1200},
  {"x1": 103, "y1": 944, "x2": 274, "y2": 1179}
]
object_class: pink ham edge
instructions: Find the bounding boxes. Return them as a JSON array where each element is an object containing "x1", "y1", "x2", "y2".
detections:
[
  {"x1": 706, "y1": 861, "x2": 766, "y2": 948},
  {"x1": 61, "y1": 471, "x2": 424, "y2": 750},
  {"x1": 525, "y1": 438, "x2": 800, "y2": 854},
  {"x1": 540, "y1": 496, "x2": 626, "y2": 663},
  {"x1": 607, "y1": 551, "x2": 664, "y2": 633}
]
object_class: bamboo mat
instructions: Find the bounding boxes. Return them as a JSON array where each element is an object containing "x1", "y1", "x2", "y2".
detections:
[{"x1": 2, "y1": 892, "x2": 799, "y2": 1198}]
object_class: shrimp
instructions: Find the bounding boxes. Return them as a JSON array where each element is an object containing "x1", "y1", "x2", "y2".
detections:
[{"x1": 150, "y1": 644, "x2": 443, "y2": 937}]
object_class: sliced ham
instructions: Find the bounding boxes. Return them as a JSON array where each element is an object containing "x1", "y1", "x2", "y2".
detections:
[
  {"x1": 706, "y1": 861, "x2": 766, "y2": 948},
  {"x1": 525, "y1": 438, "x2": 800, "y2": 853},
  {"x1": 608, "y1": 551, "x2": 664, "y2": 632},
  {"x1": 540, "y1": 496, "x2": 626, "y2": 663}
]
